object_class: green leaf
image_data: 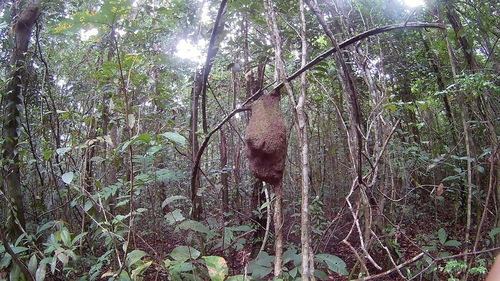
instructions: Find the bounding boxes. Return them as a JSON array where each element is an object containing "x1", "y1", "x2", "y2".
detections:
[
  {"x1": 203, "y1": 256, "x2": 228, "y2": 281},
  {"x1": 134, "y1": 133, "x2": 151, "y2": 143},
  {"x1": 0, "y1": 251, "x2": 11, "y2": 269},
  {"x1": 10, "y1": 264, "x2": 20, "y2": 281},
  {"x1": 56, "y1": 147, "x2": 71, "y2": 156},
  {"x1": 315, "y1": 254, "x2": 348, "y2": 275},
  {"x1": 126, "y1": 250, "x2": 148, "y2": 267},
  {"x1": 314, "y1": 269, "x2": 329, "y2": 280},
  {"x1": 489, "y1": 228, "x2": 500, "y2": 241},
  {"x1": 58, "y1": 228, "x2": 71, "y2": 247},
  {"x1": 61, "y1": 172, "x2": 74, "y2": 184},
  {"x1": 165, "y1": 209, "x2": 185, "y2": 225},
  {"x1": 170, "y1": 246, "x2": 200, "y2": 262},
  {"x1": 247, "y1": 262, "x2": 272, "y2": 280},
  {"x1": 84, "y1": 200, "x2": 93, "y2": 212},
  {"x1": 254, "y1": 251, "x2": 273, "y2": 267},
  {"x1": 37, "y1": 221, "x2": 56, "y2": 234},
  {"x1": 444, "y1": 240, "x2": 462, "y2": 247},
  {"x1": 226, "y1": 275, "x2": 245, "y2": 281},
  {"x1": 11, "y1": 246, "x2": 29, "y2": 254},
  {"x1": 282, "y1": 248, "x2": 300, "y2": 266},
  {"x1": 131, "y1": 260, "x2": 152, "y2": 279},
  {"x1": 159, "y1": 132, "x2": 187, "y2": 146},
  {"x1": 35, "y1": 263, "x2": 46, "y2": 281},
  {"x1": 28, "y1": 254, "x2": 38, "y2": 275},
  {"x1": 438, "y1": 228, "x2": 447, "y2": 245},
  {"x1": 71, "y1": 232, "x2": 87, "y2": 245},
  {"x1": 178, "y1": 220, "x2": 211, "y2": 234},
  {"x1": 42, "y1": 150, "x2": 54, "y2": 161},
  {"x1": 162, "y1": 195, "x2": 187, "y2": 208}
]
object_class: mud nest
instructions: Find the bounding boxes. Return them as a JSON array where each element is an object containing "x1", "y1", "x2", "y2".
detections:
[{"x1": 245, "y1": 92, "x2": 287, "y2": 187}]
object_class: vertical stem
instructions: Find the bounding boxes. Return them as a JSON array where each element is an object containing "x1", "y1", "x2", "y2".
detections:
[
  {"x1": 273, "y1": 183, "x2": 283, "y2": 278},
  {"x1": 446, "y1": 34, "x2": 473, "y2": 262},
  {"x1": 299, "y1": 0, "x2": 314, "y2": 279}
]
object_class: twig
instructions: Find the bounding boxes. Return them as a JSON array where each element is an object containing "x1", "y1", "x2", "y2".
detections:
[
  {"x1": 351, "y1": 252, "x2": 425, "y2": 281},
  {"x1": 258, "y1": 186, "x2": 272, "y2": 256}
]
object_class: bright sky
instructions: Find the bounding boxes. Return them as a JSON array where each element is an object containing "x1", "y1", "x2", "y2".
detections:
[
  {"x1": 175, "y1": 39, "x2": 207, "y2": 64},
  {"x1": 403, "y1": 0, "x2": 425, "y2": 8}
]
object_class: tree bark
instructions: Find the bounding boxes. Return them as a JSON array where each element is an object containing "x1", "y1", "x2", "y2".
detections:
[
  {"x1": 298, "y1": 0, "x2": 314, "y2": 279},
  {"x1": 2, "y1": 2, "x2": 39, "y2": 239}
]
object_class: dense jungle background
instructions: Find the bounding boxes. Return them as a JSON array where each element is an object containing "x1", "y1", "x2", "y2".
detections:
[{"x1": 0, "y1": 0, "x2": 499, "y2": 280}]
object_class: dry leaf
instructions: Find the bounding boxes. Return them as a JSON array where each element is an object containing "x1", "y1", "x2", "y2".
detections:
[{"x1": 437, "y1": 183, "x2": 444, "y2": 196}]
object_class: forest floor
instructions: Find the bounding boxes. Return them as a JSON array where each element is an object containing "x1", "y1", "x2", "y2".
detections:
[{"x1": 134, "y1": 197, "x2": 491, "y2": 280}]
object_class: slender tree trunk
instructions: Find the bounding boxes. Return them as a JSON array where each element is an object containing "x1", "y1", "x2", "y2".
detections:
[
  {"x1": 273, "y1": 183, "x2": 283, "y2": 278},
  {"x1": 298, "y1": 0, "x2": 314, "y2": 279},
  {"x1": 2, "y1": 2, "x2": 39, "y2": 239},
  {"x1": 220, "y1": 129, "x2": 229, "y2": 213},
  {"x1": 262, "y1": 0, "x2": 293, "y2": 276},
  {"x1": 190, "y1": 76, "x2": 203, "y2": 220},
  {"x1": 446, "y1": 33, "x2": 474, "y2": 263}
]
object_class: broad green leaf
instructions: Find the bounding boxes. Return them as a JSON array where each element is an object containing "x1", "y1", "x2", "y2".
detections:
[
  {"x1": 444, "y1": 240, "x2": 462, "y2": 247},
  {"x1": 315, "y1": 269, "x2": 329, "y2": 280},
  {"x1": 11, "y1": 246, "x2": 29, "y2": 254},
  {"x1": 35, "y1": 263, "x2": 46, "y2": 281},
  {"x1": 254, "y1": 251, "x2": 273, "y2": 267},
  {"x1": 134, "y1": 133, "x2": 151, "y2": 143},
  {"x1": 28, "y1": 254, "x2": 38, "y2": 275},
  {"x1": 37, "y1": 221, "x2": 56, "y2": 234},
  {"x1": 178, "y1": 220, "x2": 211, "y2": 234},
  {"x1": 131, "y1": 260, "x2": 152, "y2": 279},
  {"x1": 282, "y1": 248, "x2": 300, "y2": 265},
  {"x1": 315, "y1": 254, "x2": 348, "y2": 275},
  {"x1": 126, "y1": 250, "x2": 148, "y2": 267},
  {"x1": 165, "y1": 209, "x2": 185, "y2": 225},
  {"x1": 203, "y1": 256, "x2": 228, "y2": 281},
  {"x1": 61, "y1": 172, "x2": 74, "y2": 184},
  {"x1": 170, "y1": 246, "x2": 200, "y2": 262},
  {"x1": 247, "y1": 263, "x2": 272, "y2": 280},
  {"x1": 169, "y1": 261, "x2": 194, "y2": 274},
  {"x1": 159, "y1": 132, "x2": 187, "y2": 146},
  {"x1": 56, "y1": 147, "x2": 71, "y2": 156},
  {"x1": 59, "y1": 228, "x2": 71, "y2": 246},
  {"x1": 438, "y1": 228, "x2": 447, "y2": 245},
  {"x1": 162, "y1": 195, "x2": 188, "y2": 208}
]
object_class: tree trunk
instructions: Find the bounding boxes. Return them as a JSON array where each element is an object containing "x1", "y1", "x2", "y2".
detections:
[
  {"x1": 2, "y1": 2, "x2": 39, "y2": 239},
  {"x1": 298, "y1": 0, "x2": 314, "y2": 279},
  {"x1": 219, "y1": 129, "x2": 229, "y2": 213}
]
